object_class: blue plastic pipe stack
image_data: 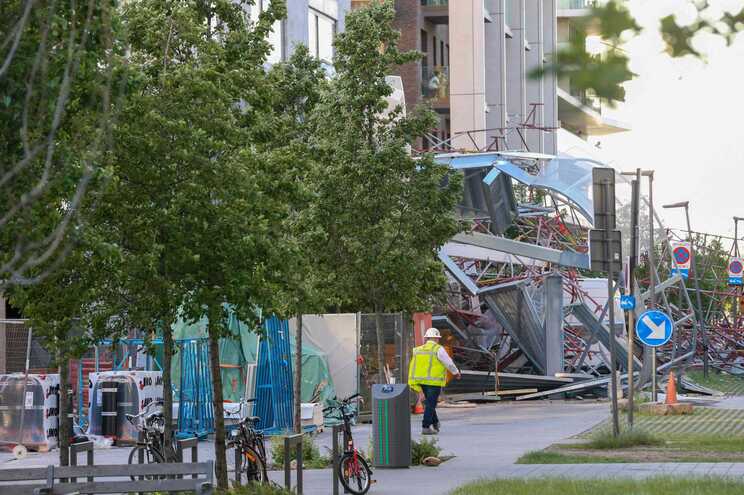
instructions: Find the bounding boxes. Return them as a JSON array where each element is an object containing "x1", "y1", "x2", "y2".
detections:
[
  {"x1": 177, "y1": 338, "x2": 214, "y2": 438},
  {"x1": 254, "y1": 316, "x2": 294, "y2": 434}
]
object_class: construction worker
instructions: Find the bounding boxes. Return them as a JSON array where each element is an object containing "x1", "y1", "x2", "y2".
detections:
[{"x1": 408, "y1": 328, "x2": 460, "y2": 435}]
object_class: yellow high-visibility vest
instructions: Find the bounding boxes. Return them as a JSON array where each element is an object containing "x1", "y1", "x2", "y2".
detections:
[{"x1": 408, "y1": 341, "x2": 447, "y2": 391}]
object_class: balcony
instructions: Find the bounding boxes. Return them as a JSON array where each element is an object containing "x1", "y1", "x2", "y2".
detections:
[
  {"x1": 421, "y1": 0, "x2": 449, "y2": 25},
  {"x1": 421, "y1": 0, "x2": 492, "y2": 24},
  {"x1": 558, "y1": 0, "x2": 596, "y2": 18},
  {"x1": 558, "y1": 0, "x2": 595, "y2": 8},
  {"x1": 421, "y1": 65, "x2": 450, "y2": 110},
  {"x1": 557, "y1": 87, "x2": 630, "y2": 136}
]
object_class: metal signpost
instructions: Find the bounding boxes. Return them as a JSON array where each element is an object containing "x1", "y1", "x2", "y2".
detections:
[
  {"x1": 637, "y1": 310, "x2": 674, "y2": 404},
  {"x1": 591, "y1": 168, "x2": 622, "y2": 437},
  {"x1": 627, "y1": 172, "x2": 640, "y2": 427},
  {"x1": 664, "y1": 201, "x2": 708, "y2": 377},
  {"x1": 733, "y1": 217, "x2": 744, "y2": 337}
]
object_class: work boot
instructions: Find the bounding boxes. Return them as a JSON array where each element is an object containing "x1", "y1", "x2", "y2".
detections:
[
  {"x1": 433, "y1": 422, "x2": 440, "y2": 433},
  {"x1": 421, "y1": 427, "x2": 437, "y2": 435}
]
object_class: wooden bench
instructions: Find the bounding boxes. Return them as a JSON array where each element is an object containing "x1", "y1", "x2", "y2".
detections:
[{"x1": 0, "y1": 461, "x2": 214, "y2": 494}]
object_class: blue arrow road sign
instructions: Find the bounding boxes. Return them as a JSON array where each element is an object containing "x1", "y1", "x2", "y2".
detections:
[
  {"x1": 636, "y1": 310, "x2": 673, "y2": 347},
  {"x1": 620, "y1": 295, "x2": 635, "y2": 311}
]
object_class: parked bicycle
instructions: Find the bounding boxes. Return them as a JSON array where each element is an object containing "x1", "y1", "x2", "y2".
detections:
[
  {"x1": 126, "y1": 400, "x2": 177, "y2": 480},
  {"x1": 228, "y1": 397, "x2": 269, "y2": 484},
  {"x1": 324, "y1": 394, "x2": 374, "y2": 495}
]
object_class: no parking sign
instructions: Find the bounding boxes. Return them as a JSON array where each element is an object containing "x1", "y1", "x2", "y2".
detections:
[
  {"x1": 671, "y1": 242, "x2": 691, "y2": 280},
  {"x1": 729, "y1": 257, "x2": 743, "y2": 286}
]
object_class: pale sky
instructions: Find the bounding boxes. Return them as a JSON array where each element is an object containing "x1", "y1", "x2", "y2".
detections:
[{"x1": 590, "y1": 0, "x2": 744, "y2": 242}]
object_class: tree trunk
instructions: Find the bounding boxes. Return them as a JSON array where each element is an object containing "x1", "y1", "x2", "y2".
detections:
[
  {"x1": 207, "y1": 308, "x2": 228, "y2": 489},
  {"x1": 162, "y1": 317, "x2": 175, "y2": 460},
  {"x1": 58, "y1": 348, "x2": 70, "y2": 467},
  {"x1": 374, "y1": 309, "x2": 386, "y2": 384},
  {"x1": 294, "y1": 313, "x2": 303, "y2": 433}
]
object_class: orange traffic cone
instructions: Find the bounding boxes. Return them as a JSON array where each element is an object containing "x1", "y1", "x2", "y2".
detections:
[{"x1": 665, "y1": 372, "x2": 678, "y2": 405}]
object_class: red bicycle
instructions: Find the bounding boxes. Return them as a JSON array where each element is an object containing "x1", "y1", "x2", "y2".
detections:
[{"x1": 323, "y1": 394, "x2": 373, "y2": 495}]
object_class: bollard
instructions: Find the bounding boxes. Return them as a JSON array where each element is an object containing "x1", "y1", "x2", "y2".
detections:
[
  {"x1": 176, "y1": 437, "x2": 199, "y2": 479},
  {"x1": 69, "y1": 441, "x2": 94, "y2": 483},
  {"x1": 137, "y1": 431, "x2": 145, "y2": 481},
  {"x1": 230, "y1": 439, "x2": 243, "y2": 486},
  {"x1": 283, "y1": 433, "x2": 303, "y2": 495}
]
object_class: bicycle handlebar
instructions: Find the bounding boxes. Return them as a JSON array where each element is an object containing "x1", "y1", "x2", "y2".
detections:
[
  {"x1": 322, "y1": 394, "x2": 362, "y2": 414},
  {"x1": 235, "y1": 397, "x2": 257, "y2": 419}
]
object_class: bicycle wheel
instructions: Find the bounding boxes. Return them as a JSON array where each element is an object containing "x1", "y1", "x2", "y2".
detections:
[
  {"x1": 128, "y1": 446, "x2": 166, "y2": 481},
  {"x1": 239, "y1": 446, "x2": 268, "y2": 484},
  {"x1": 338, "y1": 452, "x2": 372, "y2": 495},
  {"x1": 128, "y1": 446, "x2": 149, "y2": 481}
]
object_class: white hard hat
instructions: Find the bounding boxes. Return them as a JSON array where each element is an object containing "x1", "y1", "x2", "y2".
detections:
[{"x1": 424, "y1": 327, "x2": 442, "y2": 339}]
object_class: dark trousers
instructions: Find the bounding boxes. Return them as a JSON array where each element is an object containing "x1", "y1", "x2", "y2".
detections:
[{"x1": 420, "y1": 384, "x2": 441, "y2": 429}]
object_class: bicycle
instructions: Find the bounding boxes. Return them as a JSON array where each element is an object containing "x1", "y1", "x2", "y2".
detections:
[
  {"x1": 126, "y1": 400, "x2": 177, "y2": 480},
  {"x1": 228, "y1": 397, "x2": 269, "y2": 484},
  {"x1": 324, "y1": 394, "x2": 374, "y2": 495}
]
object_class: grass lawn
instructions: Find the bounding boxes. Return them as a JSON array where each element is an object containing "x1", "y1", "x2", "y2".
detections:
[
  {"x1": 517, "y1": 407, "x2": 744, "y2": 464},
  {"x1": 517, "y1": 450, "x2": 619, "y2": 464},
  {"x1": 450, "y1": 478, "x2": 744, "y2": 495},
  {"x1": 585, "y1": 406, "x2": 744, "y2": 437},
  {"x1": 686, "y1": 370, "x2": 744, "y2": 395}
]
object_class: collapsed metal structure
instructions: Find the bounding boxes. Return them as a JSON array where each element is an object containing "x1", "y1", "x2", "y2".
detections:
[{"x1": 428, "y1": 149, "x2": 716, "y2": 399}]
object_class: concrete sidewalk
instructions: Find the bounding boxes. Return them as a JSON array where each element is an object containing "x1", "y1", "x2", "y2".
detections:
[{"x1": 5, "y1": 399, "x2": 744, "y2": 494}]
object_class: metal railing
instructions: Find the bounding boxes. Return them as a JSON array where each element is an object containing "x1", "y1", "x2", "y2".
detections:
[
  {"x1": 558, "y1": 0, "x2": 596, "y2": 9},
  {"x1": 570, "y1": 86, "x2": 602, "y2": 113}
]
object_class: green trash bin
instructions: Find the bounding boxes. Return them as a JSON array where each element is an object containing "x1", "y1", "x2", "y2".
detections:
[{"x1": 372, "y1": 384, "x2": 411, "y2": 468}]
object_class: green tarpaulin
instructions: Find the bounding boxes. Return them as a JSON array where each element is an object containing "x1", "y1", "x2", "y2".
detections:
[{"x1": 170, "y1": 309, "x2": 335, "y2": 406}]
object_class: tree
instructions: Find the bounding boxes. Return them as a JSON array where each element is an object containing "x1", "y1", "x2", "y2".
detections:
[
  {"x1": 7, "y1": 229, "x2": 121, "y2": 467},
  {"x1": 0, "y1": 1, "x2": 117, "y2": 288},
  {"x1": 1, "y1": 0, "x2": 122, "y2": 464},
  {"x1": 310, "y1": 1, "x2": 462, "y2": 382},
  {"x1": 113, "y1": 0, "x2": 290, "y2": 488},
  {"x1": 252, "y1": 47, "x2": 332, "y2": 432}
]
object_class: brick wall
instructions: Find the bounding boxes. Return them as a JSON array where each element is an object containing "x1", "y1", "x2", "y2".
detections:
[{"x1": 393, "y1": 0, "x2": 422, "y2": 113}]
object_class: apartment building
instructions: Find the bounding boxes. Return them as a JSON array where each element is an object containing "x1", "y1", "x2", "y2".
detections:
[
  {"x1": 251, "y1": 0, "x2": 351, "y2": 65},
  {"x1": 351, "y1": 0, "x2": 629, "y2": 154},
  {"x1": 364, "y1": 0, "x2": 559, "y2": 153}
]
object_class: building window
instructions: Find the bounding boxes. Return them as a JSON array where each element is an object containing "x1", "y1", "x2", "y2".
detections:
[
  {"x1": 440, "y1": 40, "x2": 444, "y2": 66},
  {"x1": 421, "y1": 29, "x2": 429, "y2": 81},
  {"x1": 250, "y1": 0, "x2": 283, "y2": 63},
  {"x1": 433, "y1": 35, "x2": 437, "y2": 67},
  {"x1": 308, "y1": 8, "x2": 337, "y2": 63}
]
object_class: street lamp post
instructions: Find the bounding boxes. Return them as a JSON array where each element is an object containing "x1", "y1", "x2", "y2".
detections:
[{"x1": 663, "y1": 201, "x2": 708, "y2": 378}]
